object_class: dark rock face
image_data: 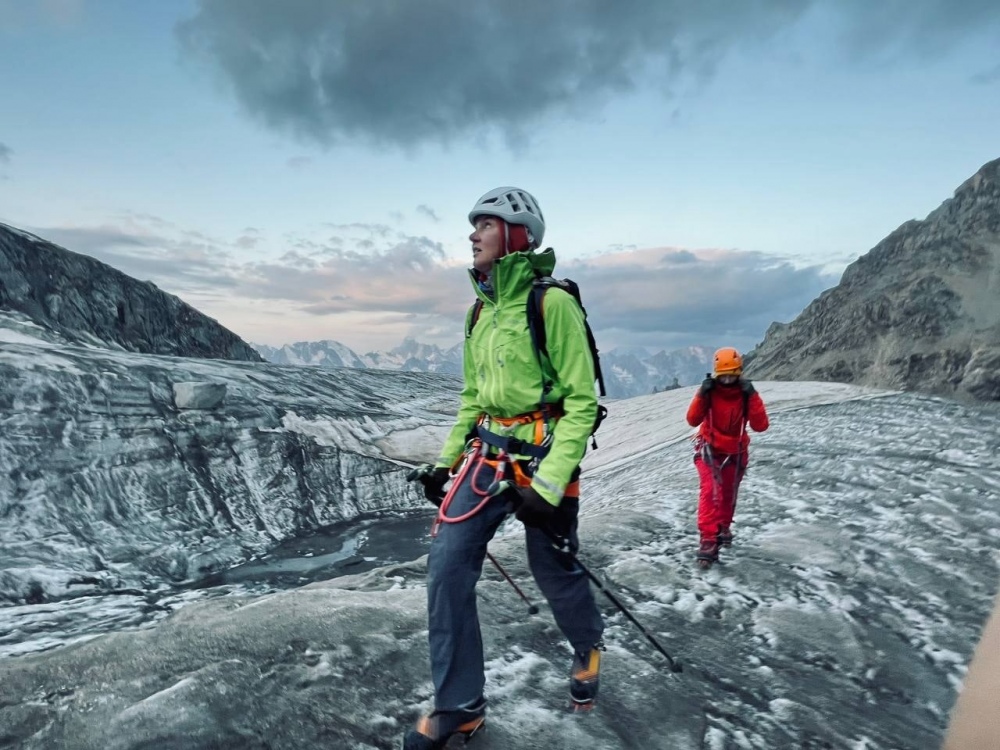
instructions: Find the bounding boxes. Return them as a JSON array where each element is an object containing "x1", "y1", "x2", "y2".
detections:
[
  {"x1": 0, "y1": 222, "x2": 262, "y2": 362},
  {"x1": 746, "y1": 157, "x2": 1000, "y2": 401}
]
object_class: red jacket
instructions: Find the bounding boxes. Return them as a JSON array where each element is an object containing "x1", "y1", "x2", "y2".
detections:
[{"x1": 686, "y1": 384, "x2": 769, "y2": 455}]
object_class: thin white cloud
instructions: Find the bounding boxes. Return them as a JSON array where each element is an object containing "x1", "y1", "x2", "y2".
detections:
[
  {"x1": 970, "y1": 62, "x2": 1000, "y2": 84},
  {"x1": 416, "y1": 204, "x2": 440, "y2": 222}
]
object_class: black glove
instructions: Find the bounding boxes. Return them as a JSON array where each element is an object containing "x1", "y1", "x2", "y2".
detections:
[
  {"x1": 699, "y1": 376, "x2": 714, "y2": 397},
  {"x1": 513, "y1": 486, "x2": 557, "y2": 528},
  {"x1": 739, "y1": 377, "x2": 756, "y2": 396},
  {"x1": 406, "y1": 463, "x2": 450, "y2": 507}
]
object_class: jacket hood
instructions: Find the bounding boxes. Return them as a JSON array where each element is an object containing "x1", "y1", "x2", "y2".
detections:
[{"x1": 468, "y1": 247, "x2": 557, "y2": 302}]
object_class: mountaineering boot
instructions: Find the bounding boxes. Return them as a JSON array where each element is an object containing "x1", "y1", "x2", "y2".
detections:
[
  {"x1": 717, "y1": 526, "x2": 733, "y2": 548},
  {"x1": 401, "y1": 700, "x2": 486, "y2": 750},
  {"x1": 696, "y1": 539, "x2": 719, "y2": 569},
  {"x1": 569, "y1": 640, "x2": 605, "y2": 710}
]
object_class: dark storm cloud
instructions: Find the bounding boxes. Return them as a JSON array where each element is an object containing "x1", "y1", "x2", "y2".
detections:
[
  {"x1": 176, "y1": 0, "x2": 1000, "y2": 148},
  {"x1": 174, "y1": 0, "x2": 799, "y2": 147}
]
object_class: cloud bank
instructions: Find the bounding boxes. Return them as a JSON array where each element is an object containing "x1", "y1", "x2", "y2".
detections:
[{"x1": 31, "y1": 217, "x2": 837, "y2": 351}]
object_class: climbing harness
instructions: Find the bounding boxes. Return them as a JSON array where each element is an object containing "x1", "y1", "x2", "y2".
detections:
[{"x1": 430, "y1": 409, "x2": 557, "y2": 537}]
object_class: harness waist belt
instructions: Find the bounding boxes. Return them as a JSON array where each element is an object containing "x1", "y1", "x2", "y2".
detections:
[{"x1": 476, "y1": 425, "x2": 550, "y2": 459}]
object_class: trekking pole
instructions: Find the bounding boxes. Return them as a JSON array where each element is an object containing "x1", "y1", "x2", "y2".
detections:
[
  {"x1": 543, "y1": 528, "x2": 684, "y2": 673},
  {"x1": 486, "y1": 551, "x2": 539, "y2": 616},
  {"x1": 486, "y1": 478, "x2": 683, "y2": 672}
]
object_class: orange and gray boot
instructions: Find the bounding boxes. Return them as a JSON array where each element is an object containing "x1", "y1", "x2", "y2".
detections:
[
  {"x1": 569, "y1": 640, "x2": 605, "y2": 710},
  {"x1": 401, "y1": 700, "x2": 486, "y2": 750}
]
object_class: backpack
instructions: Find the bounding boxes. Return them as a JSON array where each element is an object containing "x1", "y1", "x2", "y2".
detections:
[
  {"x1": 702, "y1": 373, "x2": 751, "y2": 460},
  {"x1": 703, "y1": 372, "x2": 751, "y2": 418},
  {"x1": 467, "y1": 275, "x2": 608, "y2": 446}
]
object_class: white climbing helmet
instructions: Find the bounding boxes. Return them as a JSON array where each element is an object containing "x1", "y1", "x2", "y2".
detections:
[{"x1": 468, "y1": 186, "x2": 545, "y2": 248}]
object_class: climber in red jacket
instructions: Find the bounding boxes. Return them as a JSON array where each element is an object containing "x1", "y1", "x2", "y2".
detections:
[{"x1": 686, "y1": 347, "x2": 769, "y2": 568}]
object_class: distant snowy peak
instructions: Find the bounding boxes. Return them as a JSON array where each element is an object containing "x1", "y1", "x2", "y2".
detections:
[
  {"x1": 255, "y1": 339, "x2": 710, "y2": 396},
  {"x1": 254, "y1": 340, "x2": 367, "y2": 369},
  {"x1": 361, "y1": 337, "x2": 463, "y2": 374},
  {"x1": 602, "y1": 345, "x2": 712, "y2": 397},
  {"x1": 253, "y1": 337, "x2": 463, "y2": 375}
]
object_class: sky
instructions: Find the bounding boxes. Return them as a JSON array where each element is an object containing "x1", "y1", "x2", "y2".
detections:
[{"x1": 1, "y1": 0, "x2": 998, "y2": 356}]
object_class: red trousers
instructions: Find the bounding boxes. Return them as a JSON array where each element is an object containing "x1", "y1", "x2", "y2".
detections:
[{"x1": 695, "y1": 452, "x2": 747, "y2": 541}]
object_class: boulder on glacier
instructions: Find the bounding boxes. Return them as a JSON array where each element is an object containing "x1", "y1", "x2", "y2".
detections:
[{"x1": 173, "y1": 381, "x2": 227, "y2": 410}]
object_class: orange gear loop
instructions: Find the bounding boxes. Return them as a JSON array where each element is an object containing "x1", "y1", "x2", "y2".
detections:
[{"x1": 486, "y1": 406, "x2": 560, "y2": 447}]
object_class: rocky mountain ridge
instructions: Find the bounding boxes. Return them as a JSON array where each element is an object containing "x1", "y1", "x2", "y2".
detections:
[
  {"x1": 746, "y1": 157, "x2": 1000, "y2": 401},
  {"x1": 0, "y1": 222, "x2": 261, "y2": 362}
]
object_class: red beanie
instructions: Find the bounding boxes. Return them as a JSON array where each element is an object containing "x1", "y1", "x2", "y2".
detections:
[
  {"x1": 497, "y1": 221, "x2": 531, "y2": 257},
  {"x1": 506, "y1": 223, "x2": 531, "y2": 253}
]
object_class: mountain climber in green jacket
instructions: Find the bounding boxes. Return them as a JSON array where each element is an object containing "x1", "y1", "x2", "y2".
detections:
[{"x1": 403, "y1": 187, "x2": 605, "y2": 750}]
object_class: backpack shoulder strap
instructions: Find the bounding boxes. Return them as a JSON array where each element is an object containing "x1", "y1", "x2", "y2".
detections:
[
  {"x1": 466, "y1": 298, "x2": 484, "y2": 339},
  {"x1": 526, "y1": 279, "x2": 549, "y2": 362},
  {"x1": 527, "y1": 276, "x2": 607, "y2": 398},
  {"x1": 585, "y1": 319, "x2": 607, "y2": 398}
]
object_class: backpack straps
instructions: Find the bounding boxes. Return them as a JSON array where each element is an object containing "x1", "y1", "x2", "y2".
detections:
[
  {"x1": 527, "y1": 277, "x2": 607, "y2": 398},
  {"x1": 525, "y1": 284, "x2": 552, "y2": 394},
  {"x1": 466, "y1": 298, "x2": 484, "y2": 339}
]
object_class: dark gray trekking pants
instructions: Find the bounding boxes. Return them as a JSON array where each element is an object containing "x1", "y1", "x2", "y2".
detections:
[{"x1": 426, "y1": 457, "x2": 604, "y2": 712}]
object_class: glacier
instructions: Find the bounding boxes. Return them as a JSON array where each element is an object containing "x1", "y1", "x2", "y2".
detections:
[
  {"x1": 0, "y1": 309, "x2": 459, "y2": 610},
  {"x1": 1, "y1": 313, "x2": 999, "y2": 749}
]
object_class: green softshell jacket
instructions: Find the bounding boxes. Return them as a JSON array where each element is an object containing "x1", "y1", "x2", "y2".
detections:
[{"x1": 435, "y1": 247, "x2": 599, "y2": 507}]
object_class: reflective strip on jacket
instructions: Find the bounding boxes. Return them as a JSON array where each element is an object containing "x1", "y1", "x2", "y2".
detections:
[{"x1": 436, "y1": 247, "x2": 598, "y2": 507}]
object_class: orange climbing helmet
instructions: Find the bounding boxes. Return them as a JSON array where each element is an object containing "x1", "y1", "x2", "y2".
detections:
[{"x1": 713, "y1": 347, "x2": 743, "y2": 377}]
